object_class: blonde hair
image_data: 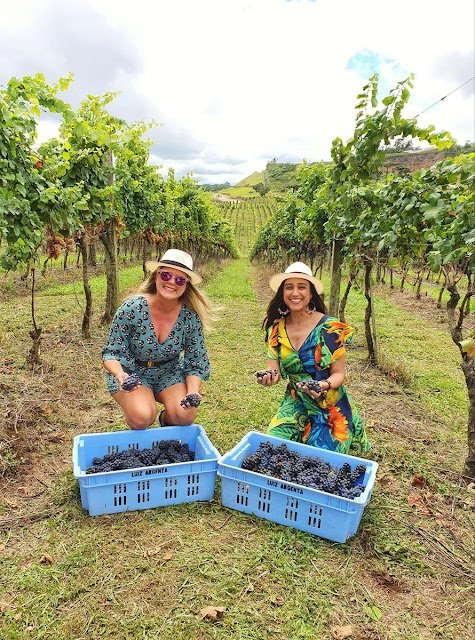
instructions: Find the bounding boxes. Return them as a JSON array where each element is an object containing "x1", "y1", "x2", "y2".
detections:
[{"x1": 137, "y1": 268, "x2": 216, "y2": 333}]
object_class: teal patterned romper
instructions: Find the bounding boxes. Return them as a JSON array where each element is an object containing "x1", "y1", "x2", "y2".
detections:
[{"x1": 102, "y1": 295, "x2": 210, "y2": 396}]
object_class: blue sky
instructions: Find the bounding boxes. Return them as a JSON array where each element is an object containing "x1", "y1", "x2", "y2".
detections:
[{"x1": 1, "y1": 0, "x2": 474, "y2": 184}]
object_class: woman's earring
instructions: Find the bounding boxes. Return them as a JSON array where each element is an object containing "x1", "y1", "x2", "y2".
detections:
[
  {"x1": 306, "y1": 301, "x2": 316, "y2": 315},
  {"x1": 278, "y1": 303, "x2": 289, "y2": 316}
]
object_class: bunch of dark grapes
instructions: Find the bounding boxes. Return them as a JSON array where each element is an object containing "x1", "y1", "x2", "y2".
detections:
[
  {"x1": 255, "y1": 369, "x2": 279, "y2": 378},
  {"x1": 180, "y1": 393, "x2": 201, "y2": 408},
  {"x1": 122, "y1": 374, "x2": 140, "y2": 391},
  {"x1": 86, "y1": 438, "x2": 195, "y2": 474},
  {"x1": 241, "y1": 441, "x2": 367, "y2": 499},
  {"x1": 299, "y1": 379, "x2": 322, "y2": 393}
]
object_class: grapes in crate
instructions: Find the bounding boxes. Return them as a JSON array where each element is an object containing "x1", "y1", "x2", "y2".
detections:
[
  {"x1": 241, "y1": 441, "x2": 367, "y2": 499},
  {"x1": 86, "y1": 439, "x2": 195, "y2": 473}
]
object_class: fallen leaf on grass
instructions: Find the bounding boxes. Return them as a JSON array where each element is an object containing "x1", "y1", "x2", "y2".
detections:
[
  {"x1": 364, "y1": 604, "x2": 383, "y2": 621},
  {"x1": 271, "y1": 596, "x2": 285, "y2": 606},
  {"x1": 199, "y1": 606, "x2": 224, "y2": 620},
  {"x1": 163, "y1": 553, "x2": 173, "y2": 561},
  {"x1": 143, "y1": 548, "x2": 160, "y2": 558},
  {"x1": 411, "y1": 474, "x2": 426, "y2": 487},
  {"x1": 39, "y1": 553, "x2": 54, "y2": 564},
  {"x1": 407, "y1": 492, "x2": 430, "y2": 514},
  {"x1": 331, "y1": 625, "x2": 353, "y2": 639},
  {"x1": 47, "y1": 432, "x2": 65, "y2": 443},
  {"x1": 0, "y1": 601, "x2": 15, "y2": 613},
  {"x1": 245, "y1": 583, "x2": 254, "y2": 593}
]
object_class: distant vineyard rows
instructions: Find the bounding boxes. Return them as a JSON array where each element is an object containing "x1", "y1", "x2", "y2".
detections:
[{"x1": 216, "y1": 197, "x2": 276, "y2": 256}]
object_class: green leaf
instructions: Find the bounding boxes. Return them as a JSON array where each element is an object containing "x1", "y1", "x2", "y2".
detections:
[
  {"x1": 422, "y1": 207, "x2": 443, "y2": 223},
  {"x1": 371, "y1": 606, "x2": 383, "y2": 621},
  {"x1": 382, "y1": 96, "x2": 395, "y2": 106}
]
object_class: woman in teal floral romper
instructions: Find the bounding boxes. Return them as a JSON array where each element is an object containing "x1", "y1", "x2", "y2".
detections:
[{"x1": 102, "y1": 249, "x2": 212, "y2": 430}]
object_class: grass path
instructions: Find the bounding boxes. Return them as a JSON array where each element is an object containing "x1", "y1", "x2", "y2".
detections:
[{"x1": 1, "y1": 257, "x2": 474, "y2": 640}]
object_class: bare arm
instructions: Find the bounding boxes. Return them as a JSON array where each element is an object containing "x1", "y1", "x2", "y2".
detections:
[{"x1": 185, "y1": 374, "x2": 202, "y2": 396}]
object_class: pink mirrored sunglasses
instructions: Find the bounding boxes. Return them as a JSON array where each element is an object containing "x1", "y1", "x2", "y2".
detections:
[{"x1": 158, "y1": 270, "x2": 188, "y2": 287}]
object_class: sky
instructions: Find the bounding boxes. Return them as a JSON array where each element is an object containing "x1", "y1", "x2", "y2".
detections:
[{"x1": 1, "y1": 0, "x2": 474, "y2": 185}]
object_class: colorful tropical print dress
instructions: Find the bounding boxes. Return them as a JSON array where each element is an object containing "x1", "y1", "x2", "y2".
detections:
[{"x1": 265, "y1": 315, "x2": 370, "y2": 454}]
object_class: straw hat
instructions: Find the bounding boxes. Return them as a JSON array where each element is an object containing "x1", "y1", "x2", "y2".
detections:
[
  {"x1": 145, "y1": 249, "x2": 202, "y2": 285},
  {"x1": 269, "y1": 262, "x2": 324, "y2": 294}
]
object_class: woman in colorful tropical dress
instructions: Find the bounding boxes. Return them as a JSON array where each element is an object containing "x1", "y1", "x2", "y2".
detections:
[
  {"x1": 102, "y1": 249, "x2": 212, "y2": 430},
  {"x1": 255, "y1": 262, "x2": 370, "y2": 454}
]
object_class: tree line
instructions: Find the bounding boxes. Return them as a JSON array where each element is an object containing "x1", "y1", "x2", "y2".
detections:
[{"x1": 0, "y1": 73, "x2": 238, "y2": 363}]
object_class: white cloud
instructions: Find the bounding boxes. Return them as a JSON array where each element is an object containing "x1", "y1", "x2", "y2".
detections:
[{"x1": 2, "y1": 0, "x2": 474, "y2": 183}]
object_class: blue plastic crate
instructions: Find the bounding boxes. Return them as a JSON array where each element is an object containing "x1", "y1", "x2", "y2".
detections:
[
  {"x1": 218, "y1": 431, "x2": 378, "y2": 543},
  {"x1": 73, "y1": 425, "x2": 219, "y2": 516}
]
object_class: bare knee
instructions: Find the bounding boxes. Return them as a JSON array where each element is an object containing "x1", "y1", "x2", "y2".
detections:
[
  {"x1": 125, "y1": 407, "x2": 157, "y2": 430},
  {"x1": 164, "y1": 406, "x2": 196, "y2": 426}
]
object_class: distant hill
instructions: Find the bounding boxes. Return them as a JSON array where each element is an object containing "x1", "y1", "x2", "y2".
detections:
[
  {"x1": 212, "y1": 144, "x2": 474, "y2": 201},
  {"x1": 215, "y1": 161, "x2": 300, "y2": 201}
]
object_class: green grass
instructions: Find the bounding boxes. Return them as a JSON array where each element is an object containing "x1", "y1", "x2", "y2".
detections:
[
  {"x1": 343, "y1": 285, "x2": 467, "y2": 428},
  {"x1": 235, "y1": 171, "x2": 264, "y2": 187},
  {"x1": 41, "y1": 265, "x2": 144, "y2": 297},
  {"x1": 0, "y1": 258, "x2": 474, "y2": 640},
  {"x1": 218, "y1": 186, "x2": 260, "y2": 199},
  {"x1": 386, "y1": 270, "x2": 469, "y2": 309}
]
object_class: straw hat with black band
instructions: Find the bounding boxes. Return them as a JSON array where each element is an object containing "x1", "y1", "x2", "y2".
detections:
[
  {"x1": 145, "y1": 249, "x2": 202, "y2": 285},
  {"x1": 269, "y1": 262, "x2": 324, "y2": 295}
]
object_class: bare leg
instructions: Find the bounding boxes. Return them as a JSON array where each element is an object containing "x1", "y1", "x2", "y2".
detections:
[
  {"x1": 112, "y1": 386, "x2": 158, "y2": 430},
  {"x1": 156, "y1": 383, "x2": 198, "y2": 426}
]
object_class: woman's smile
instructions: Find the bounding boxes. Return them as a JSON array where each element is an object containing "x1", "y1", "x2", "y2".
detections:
[{"x1": 283, "y1": 279, "x2": 311, "y2": 309}]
